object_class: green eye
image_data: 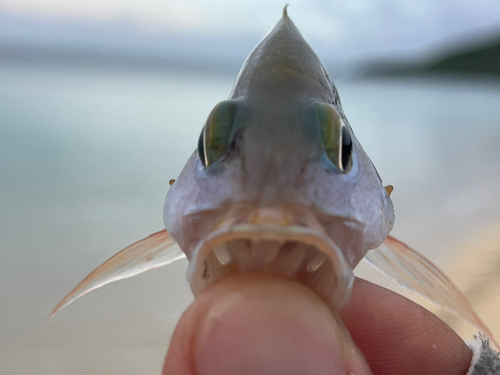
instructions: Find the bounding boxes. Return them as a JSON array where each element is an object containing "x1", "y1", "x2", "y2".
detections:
[
  {"x1": 316, "y1": 103, "x2": 353, "y2": 173},
  {"x1": 198, "y1": 101, "x2": 238, "y2": 168}
]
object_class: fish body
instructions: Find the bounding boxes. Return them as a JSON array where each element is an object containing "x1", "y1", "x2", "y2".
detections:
[
  {"x1": 164, "y1": 11, "x2": 393, "y2": 308},
  {"x1": 50, "y1": 7, "x2": 497, "y2": 349}
]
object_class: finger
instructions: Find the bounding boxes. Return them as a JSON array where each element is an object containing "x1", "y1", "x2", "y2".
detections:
[
  {"x1": 340, "y1": 278, "x2": 472, "y2": 375},
  {"x1": 163, "y1": 272, "x2": 372, "y2": 375}
]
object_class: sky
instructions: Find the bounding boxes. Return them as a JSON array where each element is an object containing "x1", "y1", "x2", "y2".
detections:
[{"x1": 1, "y1": 0, "x2": 500, "y2": 63}]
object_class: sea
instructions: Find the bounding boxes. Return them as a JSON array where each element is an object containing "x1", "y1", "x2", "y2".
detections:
[{"x1": 1, "y1": 61, "x2": 500, "y2": 374}]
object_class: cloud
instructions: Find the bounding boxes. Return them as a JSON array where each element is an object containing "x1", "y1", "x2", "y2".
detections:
[{"x1": 1, "y1": 0, "x2": 500, "y2": 62}]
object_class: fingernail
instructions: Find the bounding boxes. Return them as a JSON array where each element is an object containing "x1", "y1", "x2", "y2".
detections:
[{"x1": 194, "y1": 273, "x2": 371, "y2": 375}]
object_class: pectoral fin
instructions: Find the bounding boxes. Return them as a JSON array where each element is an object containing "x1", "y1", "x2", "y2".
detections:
[
  {"x1": 364, "y1": 235, "x2": 498, "y2": 349},
  {"x1": 48, "y1": 229, "x2": 185, "y2": 320}
]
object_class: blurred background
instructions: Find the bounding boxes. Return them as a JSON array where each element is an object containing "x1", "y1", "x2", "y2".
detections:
[{"x1": 1, "y1": 1, "x2": 500, "y2": 374}]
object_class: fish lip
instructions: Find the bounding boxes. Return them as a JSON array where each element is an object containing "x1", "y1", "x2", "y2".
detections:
[{"x1": 187, "y1": 221, "x2": 354, "y2": 310}]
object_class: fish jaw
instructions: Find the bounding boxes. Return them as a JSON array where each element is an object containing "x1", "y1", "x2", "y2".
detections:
[{"x1": 175, "y1": 202, "x2": 357, "y2": 310}]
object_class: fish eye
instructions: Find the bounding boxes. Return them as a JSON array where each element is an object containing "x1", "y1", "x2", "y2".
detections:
[
  {"x1": 316, "y1": 102, "x2": 353, "y2": 173},
  {"x1": 197, "y1": 130, "x2": 207, "y2": 167},
  {"x1": 198, "y1": 100, "x2": 238, "y2": 168},
  {"x1": 341, "y1": 125, "x2": 352, "y2": 171}
]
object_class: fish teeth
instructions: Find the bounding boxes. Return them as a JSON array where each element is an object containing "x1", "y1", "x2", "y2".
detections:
[
  {"x1": 251, "y1": 240, "x2": 282, "y2": 265},
  {"x1": 286, "y1": 243, "x2": 309, "y2": 275},
  {"x1": 222, "y1": 239, "x2": 328, "y2": 276},
  {"x1": 227, "y1": 240, "x2": 253, "y2": 271},
  {"x1": 307, "y1": 251, "x2": 327, "y2": 273},
  {"x1": 276, "y1": 242, "x2": 309, "y2": 277},
  {"x1": 214, "y1": 244, "x2": 232, "y2": 265}
]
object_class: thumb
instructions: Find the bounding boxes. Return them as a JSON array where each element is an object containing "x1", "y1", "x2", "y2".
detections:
[{"x1": 163, "y1": 272, "x2": 371, "y2": 375}]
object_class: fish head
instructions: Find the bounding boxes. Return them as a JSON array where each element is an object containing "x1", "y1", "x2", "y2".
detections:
[{"x1": 164, "y1": 10, "x2": 394, "y2": 309}]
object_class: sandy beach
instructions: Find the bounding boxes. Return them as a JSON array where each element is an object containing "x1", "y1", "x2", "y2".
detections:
[{"x1": 436, "y1": 222, "x2": 500, "y2": 342}]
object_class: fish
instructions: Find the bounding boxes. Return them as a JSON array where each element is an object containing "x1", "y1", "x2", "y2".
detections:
[{"x1": 49, "y1": 6, "x2": 497, "y2": 349}]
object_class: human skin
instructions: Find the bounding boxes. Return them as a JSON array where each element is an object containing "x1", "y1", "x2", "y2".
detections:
[{"x1": 163, "y1": 273, "x2": 472, "y2": 375}]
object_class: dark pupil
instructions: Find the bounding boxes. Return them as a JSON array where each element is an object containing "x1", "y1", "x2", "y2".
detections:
[
  {"x1": 341, "y1": 126, "x2": 352, "y2": 170},
  {"x1": 198, "y1": 129, "x2": 207, "y2": 167}
]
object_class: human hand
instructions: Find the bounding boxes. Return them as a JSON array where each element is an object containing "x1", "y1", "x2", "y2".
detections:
[{"x1": 163, "y1": 273, "x2": 472, "y2": 375}]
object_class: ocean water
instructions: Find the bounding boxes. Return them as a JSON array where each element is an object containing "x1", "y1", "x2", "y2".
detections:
[{"x1": 1, "y1": 63, "x2": 500, "y2": 374}]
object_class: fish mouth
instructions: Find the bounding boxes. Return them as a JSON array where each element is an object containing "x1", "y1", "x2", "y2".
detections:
[{"x1": 187, "y1": 203, "x2": 355, "y2": 310}]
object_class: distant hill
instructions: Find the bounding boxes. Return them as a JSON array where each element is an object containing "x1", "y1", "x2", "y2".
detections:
[
  {"x1": 427, "y1": 39, "x2": 500, "y2": 75},
  {"x1": 363, "y1": 32, "x2": 500, "y2": 77},
  {"x1": 0, "y1": 41, "x2": 243, "y2": 77}
]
